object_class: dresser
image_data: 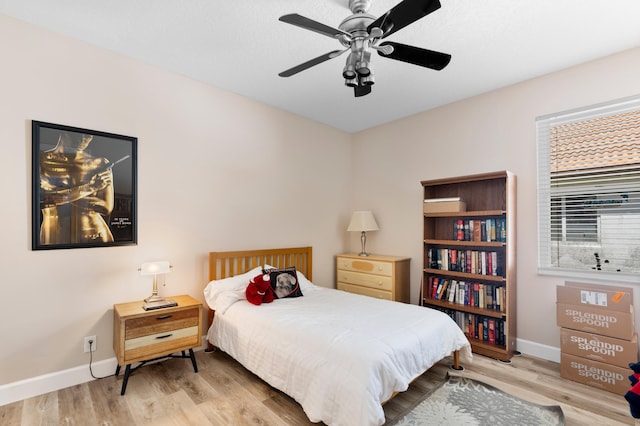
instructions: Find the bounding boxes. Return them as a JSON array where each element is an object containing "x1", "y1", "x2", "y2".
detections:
[
  {"x1": 336, "y1": 253, "x2": 411, "y2": 302},
  {"x1": 113, "y1": 294, "x2": 202, "y2": 394}
]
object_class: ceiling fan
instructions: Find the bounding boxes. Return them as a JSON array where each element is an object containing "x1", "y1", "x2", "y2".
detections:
[{"x1": 278, "y1": 0, "x2": 451, "y2": 97}]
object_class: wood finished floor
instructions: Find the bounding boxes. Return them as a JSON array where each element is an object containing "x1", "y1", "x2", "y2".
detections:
[{"x1": 0, "y1": 350, "x2": 635, "y2": 425}]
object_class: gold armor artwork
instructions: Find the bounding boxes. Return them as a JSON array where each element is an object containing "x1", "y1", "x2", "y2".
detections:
[{"x1": 39, "y1": 132, "x2": 115, "y2": 244}]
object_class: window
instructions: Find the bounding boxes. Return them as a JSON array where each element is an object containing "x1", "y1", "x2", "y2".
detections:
[{"x1": 537, "y1": 95, "x2": 640, "y2": 281}]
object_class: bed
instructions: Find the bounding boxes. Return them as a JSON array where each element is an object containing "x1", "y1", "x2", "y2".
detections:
[{"x1": 203, "y1": 246, "x2": 471, "y2": 426}]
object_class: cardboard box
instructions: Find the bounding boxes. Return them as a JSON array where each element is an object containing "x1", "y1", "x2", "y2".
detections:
[
  {"x1": 560, "y1": 328, "x2": 638, "y2": 368},
  {"x1": 557, "y1": 282, "x2": 633, "y2": 312},
  {"x1": 556, "y1": 303, "x2": 634, "y2": 340},
  {"x1": 423, "y1": 201, "x2": 466, "y2": 214},
  {"x1": 560, "y1": 353, "x2": 630, "y2": 395}
]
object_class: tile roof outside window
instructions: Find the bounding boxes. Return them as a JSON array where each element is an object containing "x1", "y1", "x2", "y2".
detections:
[{"x1": 550, "y1": 109, "x2": 640, "y2": 173}]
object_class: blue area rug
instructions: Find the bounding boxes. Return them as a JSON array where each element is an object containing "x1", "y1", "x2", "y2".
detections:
[{"x1": 388, "y1": 374, "x2": 564, "y2": 426}]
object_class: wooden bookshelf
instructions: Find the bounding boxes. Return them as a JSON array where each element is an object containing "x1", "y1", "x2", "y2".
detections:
[{"x1": 421, "y1": 171, "x2": 517, "y2": 361}]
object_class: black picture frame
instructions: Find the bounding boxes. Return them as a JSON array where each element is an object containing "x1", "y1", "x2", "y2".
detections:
[{"x1": 32, "y1": 121, "x2": 138, "y2": 250}]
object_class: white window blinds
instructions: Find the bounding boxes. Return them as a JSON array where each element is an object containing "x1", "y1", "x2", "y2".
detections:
[{"x1": 537, "y1": 95, "x2": 640, "y2": 282}]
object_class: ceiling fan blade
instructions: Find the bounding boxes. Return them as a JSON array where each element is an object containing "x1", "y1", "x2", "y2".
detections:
[
  {"x1": 378, "y1": 41, "x2": 451, "y2": 70},
  {"x1": 279, "y1": 13, "x2": 351, "y2": 39},
  {"x1": 354, "y1": 84, "x2": 372, "y2": 97},
  {"x1": 279, "y1": 50, "x2": 344, "y2": 77},
  {"x1": 368, "y1": 0, "x2": 441, "y2": 39}
]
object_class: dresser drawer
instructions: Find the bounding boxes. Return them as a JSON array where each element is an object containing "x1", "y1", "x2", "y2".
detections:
[
  {"x1": 337, "y1": 283, "x2": 392, "y2": 300},
  {"x1": 125, "y1": 307, "x2": 199, "y2": 339},
  {"x1": 336, "y1": 254, "x2": 410, "y2": 303},
  {"x1": 337, "y1": 258, "x2": 392, "y2": 276},
  {"x1": 337, "y1": 270, "x2": 392, "y2": 291},
  {"x1": 124, "y1": 325, "x2": 199, "y2": 362}
]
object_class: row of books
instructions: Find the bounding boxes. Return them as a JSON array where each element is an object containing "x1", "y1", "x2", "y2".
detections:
[
  {"x1": 427, "y1": 248, "x2": 502, "y2": 276},
  {"x1": 426, "y1": 277, "x2": 506, "y2": 312},
  {"x1": 453, "y1": 218, "x2": 506, "y2": 242},
  {"x1": 433, "y1": 306, "x2": 506, "y2": 346}
]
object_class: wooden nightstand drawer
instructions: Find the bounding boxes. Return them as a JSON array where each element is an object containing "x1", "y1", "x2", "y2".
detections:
[
  {"x1": 337, "y1": 258, "x2": 393, "y2": 276},
  {"x1": 125, "y1": 307, "x2": 199, "y2": 339},
  {"x1": 337, "y1": 283, "x2": 392, "y2": 300},
  {"x1": 124, "y1": 325, "x2": 199, "y2": 361},
  {"x1": 337, "y1": 270, "x2": 392, "y2": 291}
]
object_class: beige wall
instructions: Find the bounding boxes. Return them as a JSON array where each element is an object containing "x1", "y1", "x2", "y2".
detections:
[
  {"x1": 352, "y1": 47, "x2": 640, "y2": 352},
  {"x1": 2, "y1": 10, "x2": 640, "y2": 393},
  {"x1": 0, "y1": 14, "x2": 352, "y2": 386}
]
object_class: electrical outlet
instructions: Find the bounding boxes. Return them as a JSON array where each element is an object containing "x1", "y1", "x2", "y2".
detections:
[{"x1": 84, "y1": 335, "x2": 97, "y2": 353}]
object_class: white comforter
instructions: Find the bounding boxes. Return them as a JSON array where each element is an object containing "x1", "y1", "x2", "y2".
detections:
[{"x1": 205, "y1": 273, "x2": 471, "y2": 426}]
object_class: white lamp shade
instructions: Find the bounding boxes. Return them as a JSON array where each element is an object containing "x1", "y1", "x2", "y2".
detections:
[
  {"x1": 347, "y1": 211, "x2": 379, "y2": 232},
  {"x1": 139, "y1": 261, "x2": 171, "y2": 275}
]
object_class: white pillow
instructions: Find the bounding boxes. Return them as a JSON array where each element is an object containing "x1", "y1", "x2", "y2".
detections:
[{"x1": 203, "y1": 266, "x2": 262, "y2": 313}]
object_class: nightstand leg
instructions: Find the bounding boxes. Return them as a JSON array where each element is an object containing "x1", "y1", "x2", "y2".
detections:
[
  {"x1": 120, "y1": 364, "x2": 132, "y2": 395},
  {"x1": 115, "y1": 365, "x2": 121, "y2": 376},
  {"x1": 189, "y1": 348, "x2": 198, "y2": 373}
]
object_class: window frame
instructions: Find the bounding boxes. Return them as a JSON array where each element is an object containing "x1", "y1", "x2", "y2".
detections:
[{"x1": 536, "y1": 95, "x2": 640, "y2": 284}]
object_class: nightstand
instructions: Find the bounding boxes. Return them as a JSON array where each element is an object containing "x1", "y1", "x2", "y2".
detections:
[
  {"x1": 113, "y1": 294, "x2": 202, "y2": 395},
  {"x1": 336, "y1": 253, "x2": 411, "y2": 302}
]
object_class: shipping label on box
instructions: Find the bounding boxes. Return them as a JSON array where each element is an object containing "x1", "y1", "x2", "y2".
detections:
[
  {"x1": 556, "y1": 303, "x2": 634, "y2": 340},
  {"x1": 557, "y1": 283, "x2": 633, "y2": 313},
  {"x1": 561, "y1": 353, "x2": 630, "y2": 395},
  {"x1": 566, "y1": 281, "x2": 634, "y2": 297},
  {"x1": 560, "y1": 328, "x2": 638, "y2": 368}
]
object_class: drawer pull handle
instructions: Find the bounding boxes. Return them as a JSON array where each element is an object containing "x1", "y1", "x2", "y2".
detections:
[
  {"x1": 156, "y1": 315, "x2": 173, "y2": 320},
  {"x1": 156, "y1": 334, "x2": 173, "y2": 339}
]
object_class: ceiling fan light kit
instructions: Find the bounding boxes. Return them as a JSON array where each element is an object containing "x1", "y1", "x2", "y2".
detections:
[{"x1": 278, "y1": 0, "x2": 451, "y2": 97}]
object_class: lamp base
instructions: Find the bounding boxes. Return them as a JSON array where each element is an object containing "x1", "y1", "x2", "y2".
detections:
[
  {"x1": 144, "y1": 294, "x2": 165, "y2": 303},
  {"x1": 144, "y1": 276, "x2": 164, "y2": 303},
  {"x1": 358, "y1": 230, "x2": 372, "y2": 257}
]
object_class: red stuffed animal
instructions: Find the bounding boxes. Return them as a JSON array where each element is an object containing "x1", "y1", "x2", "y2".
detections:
[{"x1": 246, "y1": 273, "x2": 275, "y2": 305}]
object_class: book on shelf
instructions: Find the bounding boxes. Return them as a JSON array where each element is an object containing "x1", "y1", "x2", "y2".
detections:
[
  {"x1": 456, "y1": 219, "x2": 464, "y2": 241},
  {"x1": 426, "y1": 279, "x2": 505, "y2": 312},
  {"x1": 426, "y1": 306, "x2": 506, "y2": 346},
  {"x1": 488, "y1": 319, "x2": 496, "y2": 344},
  {"x1": 449, "y1": 217, "x2": 507, "y2": 242},
  {"x1": 473, "y1": 220, "x2": 481, "y2": 241},
  {"x1": 435, "y1": 279, "x2": 444, "y2": 299},
  {"x1": 439, "y1": 279, "x2": 450, "y2": 300},
  {"x1": 448, "y1": 280, "x2": 457, "y2": 302},
  {"x1": 429, "y1": 248, "x2": 501, "y2": 278}
]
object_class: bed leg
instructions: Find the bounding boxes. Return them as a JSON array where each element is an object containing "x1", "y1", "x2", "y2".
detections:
[
  {"x1": 451, "y1": 350, "x2": 464, "y2": 371},
  {"x1": 204, "y1": 309, "x2": 216, "y2": 352}
]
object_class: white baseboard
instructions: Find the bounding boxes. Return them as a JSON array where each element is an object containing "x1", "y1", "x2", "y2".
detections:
[
  {"x1": 0, "y1": 338, "x2": 209, "y2": 407},
  {"x1": 0, "y1": 357, "x2": 118, "y2": 407},
  {"x1": 516, "y1": 338, "x2": 561, "y2": 363}
]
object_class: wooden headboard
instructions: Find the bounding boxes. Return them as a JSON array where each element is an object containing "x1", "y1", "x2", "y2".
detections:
[
  {"x1": 208, "y1": 246, "x2": 312, "y2": 282},
  {"x1": 205, "y1": 246, "x2": 313, "y2": 351}
]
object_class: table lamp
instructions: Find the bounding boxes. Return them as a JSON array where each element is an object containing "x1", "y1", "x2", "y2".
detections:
[
  {"x1": 139, "y1": 260, "x2": 171, "y2": 303},
  {"x1": 347, "y1": 210, "x2": 379, "y2": 256}
]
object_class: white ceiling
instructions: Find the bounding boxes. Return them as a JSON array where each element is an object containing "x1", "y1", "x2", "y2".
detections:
[{"x1": 1, "y1": 0, "x2": 639, "y2": 132}]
